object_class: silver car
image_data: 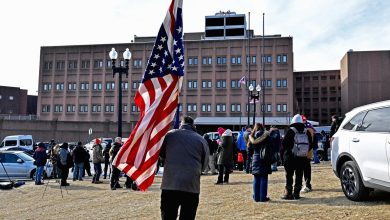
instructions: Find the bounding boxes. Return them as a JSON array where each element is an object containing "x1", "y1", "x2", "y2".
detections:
[{"x1": 0, "y1": 151, "x2": 53, "y2": 180}]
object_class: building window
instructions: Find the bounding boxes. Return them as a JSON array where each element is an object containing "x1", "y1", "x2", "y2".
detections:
[
  {"x1": 80, "y1": 82, "x2": 89, "y2": 91},
  {"x1": 321, "y1": 76, "x2": 327, "y2": 80},
  {"x1": 187, "y1": 80, "x2": 198, "y2": 89},
  {"x1": 68, "y1": 83, "x2": 77, "y2": 91},
  {"x1": 92, "y1": 105, "x2": 101, "y2": 112},
  {"x1": 9, "y1": 96, "x2": 14, "y2": 101},
  {"x1": 193, "y1": 57, "x2": 198, "y2": 65},
  {"x1": 276, "y1": 104, "x2": 281, "y2": 112},
  {"x1": 121, "y1": 82, "x2": 128, "y2": 91},
  {"x1": 217, "y1": 57, "x2": 222, "y2": 64},
  {"x1": 201, "y1": 80, "x2": 212, "y2": 88},
  {"x1": 252, "y1": 56, "x2": 256, "y2": 64},
  {"x1": 216, "y1": 80, "x2": 226, "y2": 88},
  {"x1": 276, "y1": 55, "x2": 281, "y2": 64},
  {"x1": 79, "y1": 105, "x2": 88, "y2": 112},
  {"x1": 105, "y1": 105, "x2": 115, "y2": 112},
  {"x1": 55, "y1": 83, "x2": 64, "y2": 91},
  {"x1": 313, "y1": 76, "x2": 319, "y2": 80},
  {"x1": 123, "y1": 104, "x2": 128, "y2": 112},
  {"x1": 216, "y1": 104, "x2": 226, "y2": 112},
  {"x1": 132, "y1": 104, "x2": 140, "y2": 112},
  {"x1": 237, "y1": 56, "x2": 241, "y2": 64},
  {"x1": 44, "y1": 61, "x2": 53, "y2": 70},
  {"x1": 68, "y1": 60, "x2": 78, "y2": 69},
  {"x1": 132, "y1": 81, "x2": 140, "y2": 89},
  {"x1": 201, "y1": 104, "x2": 211, "y2": 112},
  {"x1": 187, "y1": 104, "x2": 197, "y2": 112},
  {"x1": 41, "y1": 105, "x2": 50, "y2": 112},
  {"x1": 106, "y1": 82, "x2": 115, "y2": 90},
  {"x1": 43, "y1": 83, "x2": 52, "y2": 91},
  {"x1": 133, "y1": 59, "x2": 142, "y2": 68},
  {"x1": 282, "y1": 104, "x2": 287, "y2": 112},
  {"x1": 282, "y1": 55, "x2": 287, "y2": 63},
  {"x1": 231, "y1": 104, "x2": 241, "y2": 112},
  {"x1": 66, "y1": 105, "x2": 76, "y2": 112},
  {"x1": 231, "y1": 80, "x2": 242, "y2": 88},
  {"x1": 267, "y1": 55, "x2": 272, "y2": 64},
  {"x1": 93, "y1": 82, "x2": 102, "y2": 91},
  {"x1": 208, "y1": 57, "x2": 212, "y2": 65},
  {"x1": 93, "y1": 60, "x2": 103, "y2": 68},
  {"x1": 267, "y1": 104, "x2": 272, "y2": 112},
  {"x1": 56, "y1": 61, "x2": 65, "y2": 70},
  {"x1": 188, "y1": 58, "x2": 192, "y2": 65},
  {"x1": 231, "y1": 56, "x2": 236, "y2": 64},
  {"x1": 81, "y1": 60, "x2": 90, "y2": 69},
  {"x1": 262, "y1": 80, "x2": 272, "y2": 88},
  {"x1": 54, "y1": 105, "x2": 63, "y2": 113}
]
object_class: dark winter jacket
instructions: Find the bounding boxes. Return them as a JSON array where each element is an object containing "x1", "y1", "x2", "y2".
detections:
[
  {"x1": 33, "y1": 147, "x2": 47, "y2": 167},
  {"x1": 72, "y1": 145, "x2": 87, "y2": 164},
  {"x1": 110, "y1": 142, "x2": 121, "y2": 164},
  {"x1": 249, "y1": 130, "x2": 272, "y2": 175},
  {"x1": 282, "y1": 123, "x2": 314, "y2": 163},
  {"x1": 217, "y1": 133, "x2": 234, "y2": 165},
  {"x1": 204, "y1": 135, "x2": 217, "y2": 155},
  {"x1": 103, "y1": 143, "x2": 111, "y2": 163}
]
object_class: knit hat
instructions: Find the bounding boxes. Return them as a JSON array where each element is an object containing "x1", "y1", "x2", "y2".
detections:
[
  {"x1": 95, "y1": 138, "x2": 101, "y2": 144},
  {"x1": 217, "y1": 127, "x2": 225, "y2": 136},
  {"x1": 222, "y1": 129, "x2": 232, "y2": 136},
  {"x1": 291, "y1": 114, "x2": 303, "y2": 124}
]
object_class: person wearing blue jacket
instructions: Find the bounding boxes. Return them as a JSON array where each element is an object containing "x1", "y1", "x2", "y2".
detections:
[{"x1": 236, "y1": 127, "x2": 248, "y2": 172}]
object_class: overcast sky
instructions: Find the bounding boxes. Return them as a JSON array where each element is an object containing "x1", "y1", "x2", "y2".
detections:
[{"x1": 1, "y1": 0, "x2": 389, "y2": 95}]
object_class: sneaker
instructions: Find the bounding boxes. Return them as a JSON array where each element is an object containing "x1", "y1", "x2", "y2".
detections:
[
  {"x1": 260, "y1": 197, "x2": 270, "y2": 202},
  {"x1": 301, "y1": 187, "x2": 312, "y2": 193},
  {"x1": 293, "y1": 194, "x2": 301, "y2": 200}
]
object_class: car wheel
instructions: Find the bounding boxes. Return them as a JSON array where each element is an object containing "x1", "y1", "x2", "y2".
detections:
[
  {"x1": 31, "y1": 169, "x2": 36, "y2": 180},
  {"x1": 339, "y1": 161, "x2": 369, "y2": 201}
]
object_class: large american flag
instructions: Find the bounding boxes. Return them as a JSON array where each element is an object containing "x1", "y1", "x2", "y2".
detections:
[{"x1": 113, "y1": 0, "x2": 184, "y2": 191}]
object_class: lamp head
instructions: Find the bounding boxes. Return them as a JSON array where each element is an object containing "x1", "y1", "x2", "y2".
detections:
[
  {"x1": 256, "y1": 84, "x2": 261, "y2": 92},
  {"x1": 248, "y1": 84, "x2": 254, "y2": 91},
  {"x1": 123, "y1": 48, "x2": 132, "y2": 60},
  {"x1": 109, "y1": 48, "x2": 118, "y2": 60}
]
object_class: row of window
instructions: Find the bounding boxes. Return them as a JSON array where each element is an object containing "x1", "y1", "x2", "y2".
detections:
[
  {"x1": 43, "y1": 103, "x2": 288, "y2": 113},
  {"x1": 42, "y1": 82, "x2": 133, "y2": 92},
  {"x1": 296, "y1": 86, "x2": 340, "y2": 93},
  {"x1": 0, "y1": 95, "x2": 14, "y2": 101},
  {"x1": 44, "y1": 59, "x2": 143, "y2": 70},
  {"x1": 43, "y1": 104, "x2": 137, "y2": 113},
  {"x1": 187, "y1": 54, "x2": 287, "y2": 66},
  {"x1": 44, "y1": 54, "x2": 288, "y2": 71},
  {"x1": 296, "y1": 75, "x2": 339, "y2": 81},
  {"x1": 187, "y1": 79, "x2": 288, "y2": 89},
  {"x1": 297, "y1": 97, "x2": 340, "y2": 102}
]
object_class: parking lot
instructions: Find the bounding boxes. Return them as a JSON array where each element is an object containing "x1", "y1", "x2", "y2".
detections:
[{"x1": 0, "y1": 161, "x2": 389, "y2": 219}]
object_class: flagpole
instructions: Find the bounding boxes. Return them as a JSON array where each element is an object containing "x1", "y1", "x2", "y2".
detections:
[
  {"x1": 262, "y1": 12, "x2": 265, "y2": 126},
  {"x1": 247, "y1": 11, "x2": 251, "y2": 127}
]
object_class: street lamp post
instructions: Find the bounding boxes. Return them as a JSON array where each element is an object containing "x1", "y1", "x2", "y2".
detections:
[
  {"x1": 249, "y1": 84, "x2": 261, "y2": 126},
  {"x1": 109, "y1": 48, "x2": 131, "y2": 138}
]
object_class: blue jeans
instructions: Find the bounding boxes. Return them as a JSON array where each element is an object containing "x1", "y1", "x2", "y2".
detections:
[
  {"x1": 253, "y1": 174, "x2": 268, "y2": 202},
  {"x1": 313, "y1": 149, "x2": 320, "y2": 163},
  {"x1": 73, "y1": 162, "x2": 84, "y2": 180},
  {"x1": 93, "y1": 163, "x2": 102, "y2": 182},
  {"x1": 35, "y1": 166, "x2": 44, "y2": 183}
]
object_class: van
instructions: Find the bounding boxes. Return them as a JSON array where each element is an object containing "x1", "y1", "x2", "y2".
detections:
[{"x1": 0, "y1": 135, "x2": 34, "y2": 150}]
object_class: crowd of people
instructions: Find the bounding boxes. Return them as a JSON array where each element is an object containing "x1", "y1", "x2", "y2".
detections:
[{"x1": 31, "y1": 114, "x2": 340, "y2": 220}]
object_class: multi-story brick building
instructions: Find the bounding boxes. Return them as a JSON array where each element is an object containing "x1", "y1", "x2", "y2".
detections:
[
  {"x1": 37, "y1": 12, "x2": 294, "y2": 130},
  {"x1": 294, "y1": 70, "x2": 341, "y2": 125},
  {"x1": 340, "y1": 50, "x2": 390, "y2": 114},
  {"x1": 0, "y1": 86, "x2": 36, "y2": 116}
]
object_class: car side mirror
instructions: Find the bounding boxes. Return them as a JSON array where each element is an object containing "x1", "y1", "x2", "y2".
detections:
[{"x1": 17, "y1": 158, "x2": 23, "y2": 163}]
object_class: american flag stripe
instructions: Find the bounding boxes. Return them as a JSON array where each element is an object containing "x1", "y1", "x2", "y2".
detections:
[{"x1": 113, "y1": 0, "x2": 184, "y2": 191}]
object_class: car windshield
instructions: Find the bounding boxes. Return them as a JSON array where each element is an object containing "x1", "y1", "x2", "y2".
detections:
[{"x1": 17, "y1": 152, "x2": 34, "y2": 161}]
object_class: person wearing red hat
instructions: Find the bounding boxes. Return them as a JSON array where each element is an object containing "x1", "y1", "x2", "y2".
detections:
[{"x1": 92, "y1": 138, "x2": 104, "y2": 184}]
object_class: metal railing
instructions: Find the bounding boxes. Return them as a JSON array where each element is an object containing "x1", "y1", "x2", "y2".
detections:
[{"x1": 0, "y1": 114, "x2": 37, "y2": 120}]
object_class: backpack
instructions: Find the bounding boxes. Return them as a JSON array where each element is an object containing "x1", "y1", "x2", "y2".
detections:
[{"x1": 291, "y1": 127, "x2": 310, "y2": 157}]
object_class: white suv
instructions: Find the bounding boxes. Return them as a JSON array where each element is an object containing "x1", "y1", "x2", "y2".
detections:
[{"x1": 331, "y1": 100, "x2": 390, "y2": 201}]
